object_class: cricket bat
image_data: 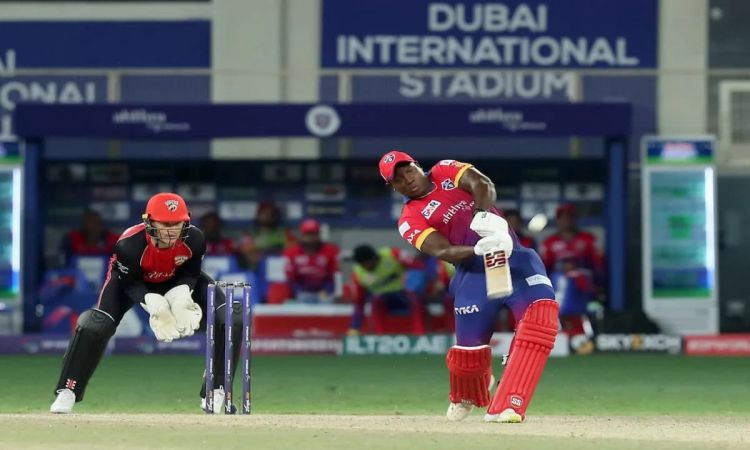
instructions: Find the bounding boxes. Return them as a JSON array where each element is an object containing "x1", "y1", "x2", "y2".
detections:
[{"x1": 483, "y1": 248, "x2": 513, "y2": 299}]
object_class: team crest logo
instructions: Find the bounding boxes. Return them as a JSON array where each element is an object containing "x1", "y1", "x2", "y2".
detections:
[
  {"x1": 441, "y1": 179, "x2": 455, "y2": 190},
  {"x1": 421, "y1": 200, "x2": 441, "y2": 219},
  {"x1": 174, "y1": 255, "x2": 188, "y2": 265},
  {"x1": 305, "y1": 105, "x2": 341, "y2": 137},
  {"x1": 165, "y1": 200, "x2": 179, "y2": 212},
  {"x1": 384, "y1": 153, "x2": 396, "y2": 163}
]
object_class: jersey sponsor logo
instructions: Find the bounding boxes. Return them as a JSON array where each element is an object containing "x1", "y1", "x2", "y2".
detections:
[
  {"x1": 165, "y1": 199, "x2": 179, "y2": 212},
  {"x1": 441, "y1": 178, "x2": 455, "y2": 190},
  {"x1": 174, "y1": 255, "x2": 188, "y2": 265},
  {"x1": 441, "y1": 199, "x2": 470, "y2": 224},
  {"x1": 510, "y1": 395, "x2": 523, "y2": 408},
  {"x1": 454, "y1": 305, "x2": 479, "y2": 315},
  {"x1": 525, "y1": 274, "x2": 552, "y2": 287},
  {"x1": 145, "y1": 270, "x2": 176, "y2": 280},
  {"x1": 421, "y1": 200, "x2": 441, "y2": 219},
  {"x1": 406, "y1": 228, "x2": 422, "y2": 244},
  {"x1": 115, "y1": 260, "x2": 130, "y2": 274},
  {"x1": 439, "y1": 159, "x2": 456, "y2": 166},
  {"x1": 398, "y1": 221, "x2": 411, "y2": 236}
]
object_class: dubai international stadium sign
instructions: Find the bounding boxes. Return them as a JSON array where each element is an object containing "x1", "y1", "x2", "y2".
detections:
[{"x1": 322, "y1": 0, "x2": 657, "y2": 69}]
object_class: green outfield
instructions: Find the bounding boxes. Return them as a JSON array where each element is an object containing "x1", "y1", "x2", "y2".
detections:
[{"x1": 1, "y1": 354, "x2": 748, "y2": 449}]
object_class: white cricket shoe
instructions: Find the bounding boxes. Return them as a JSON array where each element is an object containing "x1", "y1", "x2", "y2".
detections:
[
  {"x1": 446, "y1": 375, "x2": 496, "y2": 422},
  {"x1": 446, "y1": 400, "x2": 475, "y2": 421},
  {"x1": 50, "y1": 389, "x2": 76, "y2": 414},
  {"x1": 484, "y1": 408, "x2": 523, "y2": 423},
  {"x1": 201, "y1": 387, "x2": 236, "y2": 414}
]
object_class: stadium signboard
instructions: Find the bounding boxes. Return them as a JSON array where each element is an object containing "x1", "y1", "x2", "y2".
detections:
[
  {"x1": 341, "y1": 334, "x2": 451, "y2": 355},
  {"x1": 322, "y1": 0, "x2": 657, "y2": 69},
  {"x1": 684, "y1": 334, "x2": 750, "y2": 356},
  {"x1": 570, "y1": 333, "x2": 683, "y2": 354}
]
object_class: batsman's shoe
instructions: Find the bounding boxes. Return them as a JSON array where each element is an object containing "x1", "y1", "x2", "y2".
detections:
[
  {"x1": 484, "y1": 408, "x2": 523, "y2": 424},
  {"x1": 446, "y1": 375, "x2": 496, "y2": 422},
  {"x1": 446, "y1": 400, "x2": 474, "y2": 421},
  {"x1": 50, "y1": 389, "x2": 76, "y2": 414}
]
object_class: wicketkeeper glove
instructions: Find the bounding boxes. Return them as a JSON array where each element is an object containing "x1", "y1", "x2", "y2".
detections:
[
  {"x1": 164, "y1": 284, "x2": 202, "y2": 337},
  {"x1": 469, "y1": 211, "x2": 509, "y2": 238},
  {"x1": 141, "y1": 293, "x2": 181, "y2": 342},
  {"x1": 473, "y1": 234, "x2": 513, "y2": 258}
]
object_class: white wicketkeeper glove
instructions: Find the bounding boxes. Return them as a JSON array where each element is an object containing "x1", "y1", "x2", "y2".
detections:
[
  {"x1": 469, "y1": 211, "x2": 509, "y2": 238},
  {"x1": 141, "y1": 293, "x2": 181, "y2": 342},
  {"x1": 164, "y1": 284, "x2": 202, "y2": 337},
  {"x1": 473, "y1": 234, "x2": 513, "y2": 258}
]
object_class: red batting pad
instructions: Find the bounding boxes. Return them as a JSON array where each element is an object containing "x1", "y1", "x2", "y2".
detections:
[
  {"x1": 487, "y1": 299, "x2": 559, "y2": 416},
  {"x1": 446, "y1": 345, "x2": 493, "y2": 407}
]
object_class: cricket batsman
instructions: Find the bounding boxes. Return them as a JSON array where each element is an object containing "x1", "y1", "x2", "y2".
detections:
[
  {"x1": 50, "y1": 193, "x2": 243, "y2": 414},
  {"x1": 379, "y1": 151, "x2": 559, "y2": 423}
]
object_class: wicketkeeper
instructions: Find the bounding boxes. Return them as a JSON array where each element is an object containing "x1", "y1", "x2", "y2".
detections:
[{"x1": 50, "y1": 193, "x2": 243, "y2": 414}]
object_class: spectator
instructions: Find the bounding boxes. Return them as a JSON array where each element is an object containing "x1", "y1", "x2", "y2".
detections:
[
  {"x1": 551, "y1": 256, "x2": 599, "y2": 336},
  {"x1": 199, "y1": 212, "x2": 235, "y2": 255},
  {"x1": 540, "y1": 204, "x2": 603, "y2": 278},
  {"x1": 347, "y1": 244, "x2": 426, "y2": 335},
  {"x1": 407, "y1": 254, "x2": 456, "y2": 332},
  {"x1": 238, "y1": 201, "x2": 294, "y2": 270},
  {"x1": 504, "y1": 209, "x2": 536, "y2": 250},
  {"x1": 282, "y1": 219, "x2": 340, "y2": 303},
  {"x1": 60, "y1": 210, "x2": 119, "y2": 266}
]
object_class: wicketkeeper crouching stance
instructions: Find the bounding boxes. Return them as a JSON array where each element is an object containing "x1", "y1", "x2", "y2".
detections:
[
  {"x1": 50, "y1": 193, "x2": 243, "y2": 414},
  {"x1": 379, "y1": 151, "x2": 560, "y2": 423}
]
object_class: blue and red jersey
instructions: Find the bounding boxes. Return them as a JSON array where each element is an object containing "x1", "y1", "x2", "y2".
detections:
[{"x1": 396, "y1": 160, "x2": 518, "y2": 270}]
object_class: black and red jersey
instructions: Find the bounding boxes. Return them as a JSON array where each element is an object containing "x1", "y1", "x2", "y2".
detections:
[{"x1": 106, "y1": 223, "x2": 206, "y2": 303}]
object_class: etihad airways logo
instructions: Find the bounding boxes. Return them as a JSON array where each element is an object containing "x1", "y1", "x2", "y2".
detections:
[
  {"x1": 442, "y1": 200, "x2": 470, "y2": 224},
  {"x1": 112, "y1": 108, "x2": 190, "y2": 133}
]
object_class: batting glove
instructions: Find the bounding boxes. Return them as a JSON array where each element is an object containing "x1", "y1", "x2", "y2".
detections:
[
  {"x1": 473, "y1": 234, "x2": 513, "y2": 258},
  {"x1": 164, "y1": 284, "x2": 202, "y2": 337},
  {"x1": 470, "y1": 211, "x2": 509, "y2": 238},
  {"x1": 141, "y1": 293, "x2": 181, "y2": 342}
]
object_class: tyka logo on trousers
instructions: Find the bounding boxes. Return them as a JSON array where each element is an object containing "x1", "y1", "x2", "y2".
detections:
[{"x1": 454, "y1": 305, "x2": 479, "y2": 315}]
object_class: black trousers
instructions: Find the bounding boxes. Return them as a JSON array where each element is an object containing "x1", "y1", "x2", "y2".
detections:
[{"x1": 55, "y1": 272, "x2": 240, "y2": 401}]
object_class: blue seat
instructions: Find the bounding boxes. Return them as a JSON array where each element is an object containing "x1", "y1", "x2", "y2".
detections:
[
  {"x1": 202, "y1": 255, "x2": 240, "y2": 281},
  {"x1": 39, "y1": 267, "x2": 99, "y2": 333},
  {"x1": 70, "y1": 255, "x2": 110, "y2": 291},
  {"x1": 213, "y1": 270, "x2": 263, "y2": 306}
]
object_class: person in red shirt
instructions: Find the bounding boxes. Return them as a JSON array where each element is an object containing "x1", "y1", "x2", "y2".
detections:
[
  {"x1": 282, "y1": 219, "x2": 340, "y2": 303},
  {"x1": 200, "y1": 212, "x2": 235, "y2": 255},
  {"x1": 504, "y1": 209, "x2": 536, "y2": 250},
  {"x1": 378, "y1": 150, "x2": 559, "y2": 424},
  {"x1": 540, "y1": 204, "x2": 603, "y2": 279},
  {"x1": 60, "y1": 209, "x2": 119, "y2": 266}
]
